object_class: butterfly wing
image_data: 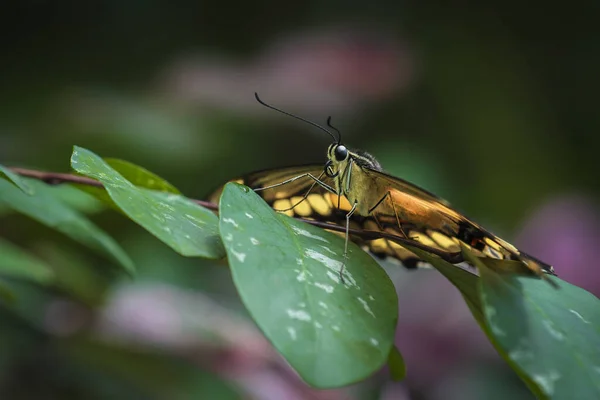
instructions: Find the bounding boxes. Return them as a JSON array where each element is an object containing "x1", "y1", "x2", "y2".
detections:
[
  {"x1": 208, "y1": 163, "x2": 555, "y2": 277},
  {"x1": 208, "y1": 165, "x2": 462, "y2": 271},
  {"x1": 360, "y1": 167, "x2": 556, "y2": 276},
  {"x1": 208, "y1": 165, "x2": 341, "y2": 220}
]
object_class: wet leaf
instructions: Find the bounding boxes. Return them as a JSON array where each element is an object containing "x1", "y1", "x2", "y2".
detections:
[
  {"x1": 71, "y1": 146, "x2": 224, "y2": 259},
  {"x1": 219, "y1": 183, "x2": 398, "y2": 388},
  {"x1": 463, "y1": 248, "x2": 600, "y2": 400},
  {"x1": 387, "y1": 345, "x2": 406, "y2": 381}
]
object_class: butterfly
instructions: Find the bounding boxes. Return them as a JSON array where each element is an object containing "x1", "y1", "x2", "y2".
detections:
[{"x1": 209, "y1": 93, "x2": 556, "y2": 282}]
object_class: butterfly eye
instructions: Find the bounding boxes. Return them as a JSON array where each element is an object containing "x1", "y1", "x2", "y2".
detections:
[
  {"x1": 334, "y1": 145, "x2": 348, "y2": 161},
  {"x1": 324, "y1": 160, "x2": 339, "y2": 178}
]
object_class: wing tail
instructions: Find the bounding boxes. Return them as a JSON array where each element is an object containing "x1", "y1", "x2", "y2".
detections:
[{"x1": 519, "y1": 251, "x2": 556, "y2": 276}]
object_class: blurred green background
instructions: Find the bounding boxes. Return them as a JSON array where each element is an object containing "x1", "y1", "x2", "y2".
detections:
[{"x1": 1, "y1": 1, "x2": 599, "y2": 399}]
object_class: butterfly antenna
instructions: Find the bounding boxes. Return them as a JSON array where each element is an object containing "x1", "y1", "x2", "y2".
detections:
[
  {"x1": 326, "y1": 116, "x2": 342, "y2": 144},
  {"x1": 254, "y1": 92, "x2": 337, "y2": 143}
]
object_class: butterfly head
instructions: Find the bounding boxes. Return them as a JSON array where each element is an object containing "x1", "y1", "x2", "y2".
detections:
[{"x1": 325, "y1": 143, "x2": 349, "y2": 178}]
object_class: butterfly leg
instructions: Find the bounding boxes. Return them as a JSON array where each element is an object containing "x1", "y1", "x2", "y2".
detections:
[
  {"x1": 339, "y1": 201, "x2": 358, "y2": 284},
  {"x1": 371, "y1": 213, "x2": 409, "y2": 262},
  {"x1": 275, "y1": 180, "x2": 319, "y2": 212},
  {"x1": 254, "y1": 172, "x2": 335, "y2": 194},
  {"x1": 368, "y1": 191, "x2": 412, "y2": 239},
  {"x1": 255, "y1": 172, "x2": 338, "y2": 212}
]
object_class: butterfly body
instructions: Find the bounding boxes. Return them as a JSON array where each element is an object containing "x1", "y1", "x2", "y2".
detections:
[{"x1": 327, "y1": 144, "x2": 462, "y2": 238}]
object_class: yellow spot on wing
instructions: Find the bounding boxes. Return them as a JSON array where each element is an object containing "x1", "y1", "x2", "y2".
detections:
[
  {"x1": 409, "y1": 231, "x2": 438, "y2": 248},
  {"x1": 328, "y1": 194, "x2": 353, "y2": 212},
  {"x1": 291, "y1": 196, "x2": 312, "y2": 217},
  {"x1": 485, "y1": 236, "x2": 519, "y2": 254},
  {"x1": 428, "y1": 231, "x2": 460, "y2": 252},
  {"x1": 307, "y1": 194, "x2": 332, "y2": 216},
  {"x1": 370, "y1": 238, "x2": 388, "y2": 253},
  {"x1": 273, "y1": 199, "x2": 294, "y2": 217},
  {"x1": 483, "y1": 237, "x2": 504, "y2": 251}
]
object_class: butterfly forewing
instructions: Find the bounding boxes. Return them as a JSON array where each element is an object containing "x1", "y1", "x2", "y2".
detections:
[
  {"x1": 359, "y1": 167, "x2": 555, "y2": 276},
  {"x1": 210, "y1": 165, "x2": 336, "y2": 218}
]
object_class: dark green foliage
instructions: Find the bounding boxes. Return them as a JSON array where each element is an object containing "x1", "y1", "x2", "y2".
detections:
[
  {"x1": 0, "y1": 172, "x2": 134, "y2": 274},
  {"x1": 219, "y1": 183, "x2": 399, "y2": 387}
]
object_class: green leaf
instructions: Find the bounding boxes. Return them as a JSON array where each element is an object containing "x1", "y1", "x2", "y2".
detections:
[
  {"x1": 0, "y1": 238, "x2": 54, "y2": 284},
  {"x1": 219, "y1": 183, "x2": 399, "y2": 388},
  {"x1": 103, "y1": 158, "x2": 181, "y2": 193},
  {"x1": 64, "y1": 340, "x2": 242, "y2": 400},
  {"x1": 387, "y1": 345, "x2": 406, "y2": 381},
  {"x1": 0, "y1": 178, "x2": 135, "y2": 275},
  {"x1": 0, "y1": 165, "x2": 33, "y2": 194},
  {"x1": 0, "y1": 202, "x2": 11, "y2": 217},
  {"x1": 73, "y1": 158, "x2": 181, "y2": 210},
  {"x1": 0, "y1": 279, "x2": 15, "y2": 303},
  {"x1": 463, "y1": 248, "x2": 600, "y2": 399},
  {"x1": 396, "y1": 244, "x2": 485, "y2": 324},
  {"x1": 70, "y1": 146, "x2": 224, "y2": 259},
  {"x1": 34, "y1": 244, "x2": 112, "y2": 306},
  {"x1": 44, "y1": 184, "x2": 104, "y2": 214},
  {"x1": 406, "y1": 242, "x2": 600, "y2": 398}
]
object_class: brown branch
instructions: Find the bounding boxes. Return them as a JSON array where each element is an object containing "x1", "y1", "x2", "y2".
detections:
[
  {"x1": 7, "y1": 167, "x2": 464, "y2": 264},
  {"x1": 9, "y1": 167, "x2": 218, "y2": 211},
  {"x1": 9, "y1": 167, "x2": 105, "y2": 188}
]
